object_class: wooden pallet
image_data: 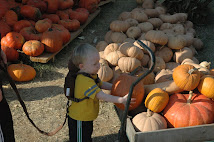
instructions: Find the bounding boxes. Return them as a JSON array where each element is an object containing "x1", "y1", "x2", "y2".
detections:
[
  {"x1": 29, "y1": 8, "x2": 101, "y2": 63},
  {"x1": 98, "y1": 0, "x2": 115, "y2": 7}
]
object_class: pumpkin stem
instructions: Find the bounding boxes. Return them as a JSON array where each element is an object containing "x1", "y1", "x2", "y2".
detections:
[
  {"x1": 146, "y1": 108, "x2": 153, "y2": 117},
  {"x1": 188, "y1": 68, "x2": 198, "y2": 74},
  {"x1": 187, "y1": 91, "x2": 193, "y2": 104}
]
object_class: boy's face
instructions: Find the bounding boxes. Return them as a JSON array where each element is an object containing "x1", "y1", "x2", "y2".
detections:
[{"x1": 80, "y1": 51, "x2": 100, "y2": 75}]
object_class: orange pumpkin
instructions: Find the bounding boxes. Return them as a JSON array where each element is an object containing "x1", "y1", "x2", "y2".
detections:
[
  {"x1": 52, "y1": 24, "x2": 71, "y2": 44},
  {"x1": 79, "y1": 0, "x2": 98, "y2": 13},
  {"x1": 4, "y1": 10, "x2": 18, "y2": 27},
  {"x1": 20, "y1": 26, "x2": 42, "y2": 41},
  {"x1": 58, "y1": 19, "x2": 80, "y2": 31},
  {"x1": 41, "y1": 28, "x2": 63, "y2": 53},
  {"x1": 22, "y1": 40, "x2": 44, "y2": 57},
  {"x1": 111, "y1": 73, "x2": 145, "y2": 110},
  {"x1": 163, "y1": 91, "x2": 214, "y2": 128},
  {"x1": 1, "y1": 32, "x2": 25, "y2": 50},
  {"x1": 210, "y1": 69, "x2": 214, "y2": 76},
  {"x1": 35, "y1": 19, "x2": 52, "y2": 33},
  {"x1": 197, "y1": 75, "x2": 214, "y2": 99},
  {"x1": 145, "y1": 88, "x2": 169, "y2": 113},
  {"x1": 7, "y1": 64, "x2": 36, "y2": 82},
  {"x1": 0, "y1": 21, "x2": 11, "y2": 39},
  {"x1": 173, "y1": 64, "x2": 201, "y2": 91},
  {"x1": 1, "y1": 45, "x2": 19, "y2": 61},
  {"x1": 13, "y1": 20, "x2": 32, "y2": 32},
  {"x1": 20, "y1": 5, "x2": 42, "y2": 21}
]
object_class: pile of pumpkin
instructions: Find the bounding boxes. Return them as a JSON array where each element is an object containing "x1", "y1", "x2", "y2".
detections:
[
  {"x1": 95, "y1": 0, "x2": 214, "y2": 132},
  {"x1": 0, "y1": 0, "x2": 101, "y2": 62}
]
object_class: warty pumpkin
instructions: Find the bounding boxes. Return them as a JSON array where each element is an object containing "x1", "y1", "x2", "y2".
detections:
[
  {"x1": 163, "y1": 91, "x2": 214, "y2": 128},
  {"x1": 8, "y1": 64, "x2": 36, "y2": 82},
  {"x1": 22, "y1": 40, "x2": 44, "y2": 57},
  {"x1": 173, "y1": 64, "x2": 201, "y2": 91},
  {"x1": 111, "y1": 73, "x2": 145, "y2": 110},
  {"x1": 132, "y1": 109, "x2": 167, "y2": 132}
]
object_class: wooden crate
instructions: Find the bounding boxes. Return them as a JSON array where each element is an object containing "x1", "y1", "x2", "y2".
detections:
[
  {"x1": 115, "y1": 106, "x2": 214, "y2": 142},
  {"x1": 29, "y1": 8, "x2": 101, "y2": 63}
]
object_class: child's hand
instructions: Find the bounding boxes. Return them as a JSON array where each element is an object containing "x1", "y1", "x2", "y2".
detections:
[{"x1": 122, "y1": 94, "x2": 136, "y2": 107}]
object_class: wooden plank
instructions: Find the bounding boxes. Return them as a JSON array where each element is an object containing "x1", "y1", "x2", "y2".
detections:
[
  {"x1": 126, "y1": 118, "x2": 214, "y2": 142},
  {"x1": 29, "y1": 8, "x2": 101, "y2": 63},
  {"x1": 98, "y1": 0, "x2": 115, "y2": 7}
]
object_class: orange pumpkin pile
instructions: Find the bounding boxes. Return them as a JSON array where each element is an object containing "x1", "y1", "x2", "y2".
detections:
[{"x1": 0, "y1": 0, "x2": 101, "y2": 62}]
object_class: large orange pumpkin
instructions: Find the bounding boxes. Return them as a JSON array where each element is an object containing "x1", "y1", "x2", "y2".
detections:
[
  {"x1": 173, "y1": 64, "x2": 201, "y2": 91},
  {"x1": 163, "y1": 91, "x2": 214, "y2": 128},
  {"x1": 7, "y1": 64, "x2": 36, "y2": 82},
  {"x1": 111, "y1": 73, "x2": 145, "y2": 110}
]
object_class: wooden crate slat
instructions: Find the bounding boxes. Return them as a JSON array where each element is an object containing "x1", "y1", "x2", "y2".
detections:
[
  {"x1": 126, "y1": 118, "x2": 214, "y2": 142},
  {"x1": 29, "y1": 8, "x2": 101, "y2": 63}
]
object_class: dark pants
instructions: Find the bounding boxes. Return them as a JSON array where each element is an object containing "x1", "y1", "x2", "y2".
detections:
[
  {"x1": 0, "y1": 82, "x2": 15, "y2": 142},
  {"x1": 68, "y1": 116, "x2": 93, "y2": 142}
]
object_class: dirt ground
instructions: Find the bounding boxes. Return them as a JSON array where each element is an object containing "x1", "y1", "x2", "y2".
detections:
[
  {"x1": 3, "y1": 0, "x2": 214, "y2": 142},
  {"x1": 3, "y1": 1, "x2": 137, "y2": 142}
]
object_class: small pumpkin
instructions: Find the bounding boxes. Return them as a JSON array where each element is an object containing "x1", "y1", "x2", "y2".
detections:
[
  {"x1": 197, "y1": 75, "x2": 214, "y2": 99},
  {"x1": 35, "y1": 19, "x2": 52, "y2": 33},
  {"x1": 145, "y1": 30, "x2": 168, "y2": 46},
  {"x1": 8, "y1": 64, "x2": 36, "y2": 82},
  {"x1": 132, "y1": 109, "x2": 167, "y2": 132},
  {"x1": 111, "y1": 73, "x2": 145, "y2": 110},
  {"x1": 13, "y1": 20, "x2": 32, "y2": 32},
  {"x1": 58, "y1": 19, "x2": 80, "y2": 31},
  {"x1": 118, "y1": 57, "x2": 141, "y2": 73},
  {"x1": 110, "y1": 20, "x2": 130, "y2": 32},
  {"x1": 173, "y1": 64, "x2": 201, "y2": 91},
  {"x1": 22, "y1": 40, "x2": 44, "y2": 57},
  {"x1": 20, "y1": 5, "x2": 42, "y2": 21},
  {"x1": 0, "y1": 21, "x2": 11, "y2": 39},
  {"x1": 1, "y1": 45, "x2": 19, "y2": 62},
  {"x1": 145, "y1": 88, "x2": 169, "y2": 113},
  {"x1": 1, "y1": 32, "x2": 25, "y2": 50},
  {"x1": 97, "y1": 59, "x2": 113, "y2": 82},
  {"x1": 20, "y1": 26, "x2": 42, "y2": 41}
]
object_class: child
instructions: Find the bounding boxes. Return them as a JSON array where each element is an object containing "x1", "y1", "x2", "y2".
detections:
[{"x1": 65, "y1": 43, "x2": 135, "y2": 142}]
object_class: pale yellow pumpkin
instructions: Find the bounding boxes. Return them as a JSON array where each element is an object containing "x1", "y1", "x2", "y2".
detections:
[{"x1": 132, "y1": 109, "x2": 167, "y2": 132}]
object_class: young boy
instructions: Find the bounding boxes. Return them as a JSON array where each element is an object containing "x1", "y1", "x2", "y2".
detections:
[{"x1": 66, "y1": 43, "x2": 135, "y2": 142}]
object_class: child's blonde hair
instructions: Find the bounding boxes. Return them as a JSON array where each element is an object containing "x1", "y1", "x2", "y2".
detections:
[{"x1": 71, "y1": 43, "x2": 98, "y2": 68}]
